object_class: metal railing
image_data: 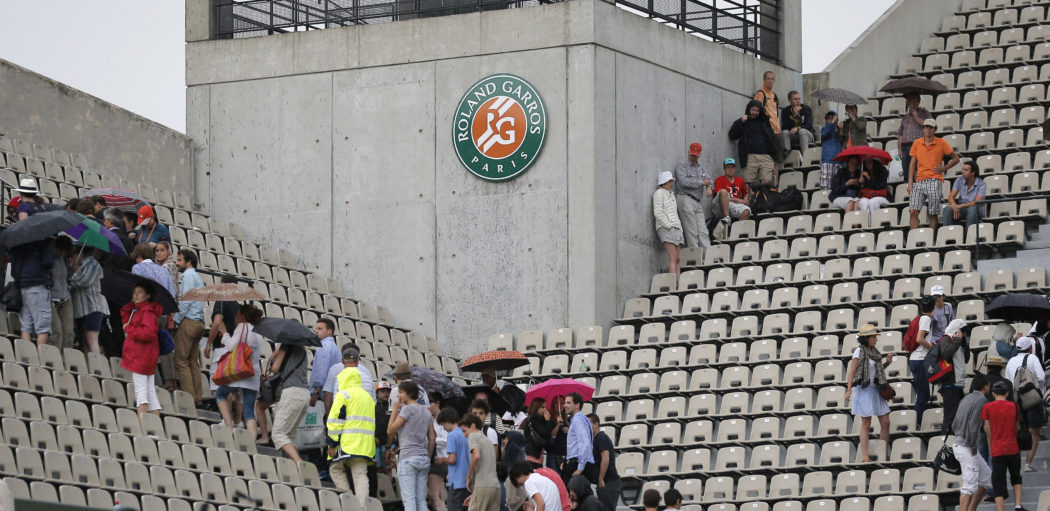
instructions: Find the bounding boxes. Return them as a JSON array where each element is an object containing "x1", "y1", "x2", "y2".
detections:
[{"x1": 211, "y1": 0, "x2": 782, "y2": 63}]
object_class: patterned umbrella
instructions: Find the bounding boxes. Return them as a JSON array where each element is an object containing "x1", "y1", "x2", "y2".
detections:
[
  {"x1": 384, "y1": 365, "x2": 465, "y2": 398},
  {"x1": 811, "y1": 88, "x2": 867, "y2": 106},
  {"x1": 460, "y1": 350, "x2": 530, "y2": 372},
  {"x1": 64, "y1": 216, "x2": 128, "y2": 256},
  {"x1": 180, "y1": 283, "x2": 264, "y2": 302},
  {"x1": 82, "y1": 188, "x2": 147, "y2": 209},
  {"x1": 524, "y1": 378, "x2": 595, "y2": 408}
]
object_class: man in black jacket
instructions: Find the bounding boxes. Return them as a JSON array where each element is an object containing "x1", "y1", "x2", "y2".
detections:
[
  {"x1": 779, "y1": 90, "x2": 815, "y2": 155},
  {"x1": 729, "y1": 99, "x2": 781, "y2": 188},
  {"x1": 10, "y1": 238, "x2": 54, "y2": 345}
]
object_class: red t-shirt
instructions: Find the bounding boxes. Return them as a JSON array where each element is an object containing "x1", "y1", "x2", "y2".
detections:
[
  {"x1": 981, "y1": 399, "x2": 1020, "y2": 457},
  {"x1": 715, "y1": 175, "x2": 748, "y2": 200}
]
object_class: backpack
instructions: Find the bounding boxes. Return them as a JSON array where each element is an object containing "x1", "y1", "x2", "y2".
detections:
[
  {"x1": 924, "y1": 341, "x2": 953, "y2": 384},
  {"x1": 1014, "y1": 355, "x2": 1042, "y2": 410},
  {"x1": 903, "y1": 315, "x2": 922, "y2": 353},
  {"x1": 749, "y1": 186, "x2": 802, "y2": 214}
]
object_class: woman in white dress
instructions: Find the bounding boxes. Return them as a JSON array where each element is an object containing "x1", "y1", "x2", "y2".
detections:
[{"x1": 845, "y1": 323, "x2": 894, "y2": 462}]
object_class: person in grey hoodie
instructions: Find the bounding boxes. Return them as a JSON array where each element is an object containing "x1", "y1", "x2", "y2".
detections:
[
  {"x1": 952, "y1": 374, "x2": 992, "y2": 511},
  {"x1": 567, "y1": 475, "x2": 603, "y2": 511}
]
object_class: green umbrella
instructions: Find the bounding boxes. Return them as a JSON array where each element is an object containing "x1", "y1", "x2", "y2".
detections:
[{"x1": 64, "y1": 216, "x2": 128, "y2": 256}]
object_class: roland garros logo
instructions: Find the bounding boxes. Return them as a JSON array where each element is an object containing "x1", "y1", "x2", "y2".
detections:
[{"x1": 453, "y1": 74, "x2": 546, "y2": 182}]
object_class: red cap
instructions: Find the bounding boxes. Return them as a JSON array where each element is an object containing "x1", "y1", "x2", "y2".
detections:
[
  {"x1": 137, "y1": 205, "x2": 154, "y2": 226},
  {"x1": 689, "y1": 143, "x2": 703, "y2": 156},
  {"x1": 6, "y1": 197, "x2": 20, "y2": 209}
]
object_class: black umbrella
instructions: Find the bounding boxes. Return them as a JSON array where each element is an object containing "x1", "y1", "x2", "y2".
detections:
[
  {"x1": 879, "y1": 77, "x2": 948, "y2": 96},
  {"x1": 253, "y1": 317, "x2": 322, "y2": 347},
  {"x1": 986, "y1": 293, "x2": 1050, "y2": 322},
  {"x1": 462, "y1": 385, "x2": 510, "y2": 415},
  {"x1": 100, "y1": 271, "x2": 178, "y2": 314},
  {"x1": 499, "y1": 384, "x2": 526, "y2": 414},
  {"x1": 0, "y1": 211, "x2": 82, "y2": 249}
]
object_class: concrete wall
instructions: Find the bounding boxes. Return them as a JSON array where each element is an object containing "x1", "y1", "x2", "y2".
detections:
[
  {"x1": 0, "y1": 59, "x2": 193, "y2": 195},
  {"x1": 819, "y1": 0, "x2": 964, "y2": 98},
  {"x1": 186, "y1": 0, "x2": 802, "y2": 357}
]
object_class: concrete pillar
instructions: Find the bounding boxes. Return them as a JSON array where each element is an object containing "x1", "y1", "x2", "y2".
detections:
[{"x1": 186, "y1": 0, "x2": 215, "y2": 42}]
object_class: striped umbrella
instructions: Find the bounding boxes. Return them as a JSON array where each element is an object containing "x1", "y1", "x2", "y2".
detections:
[
  {"x1": 64, "y1": 216, "x2": 128, "y2": 256},
  {"x1": 180, "y1": 283, "x2": 265, "y2": 302},
  {"x1": 82, "y1": 188, "x2": 147, "y2": 209},
  {"x1": 460, "y1": 350, "x2": 530, "y2": 372}
]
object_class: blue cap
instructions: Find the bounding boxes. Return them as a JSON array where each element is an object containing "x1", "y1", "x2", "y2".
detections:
[
  {"x1": 825, "y1": 109, "x2": 837, "y2": 117},
  {"x1": 723, "y1": 158, "x2": 736, "y2": 166}
]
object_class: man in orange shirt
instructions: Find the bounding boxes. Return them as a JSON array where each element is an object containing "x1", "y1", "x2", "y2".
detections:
[
  {"x1": 908, "y1": 118, "x2": 959, "y2": 230},
  {"x1": 753, "y1": 71, "x2": 780, "y2": 135}
]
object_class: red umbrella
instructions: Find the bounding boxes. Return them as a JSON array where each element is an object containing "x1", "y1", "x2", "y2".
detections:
[
  {"x1": 832, "y1": 146, "x2": 893, "y2": 165},
  {"x1": 460, "y1": 350, "x2": 530, "y2": 372},
  {"x1": 525, "y1": 378, "x2": 595, "y2": 410}
]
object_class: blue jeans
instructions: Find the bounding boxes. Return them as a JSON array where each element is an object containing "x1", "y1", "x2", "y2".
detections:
[
  {"x1": 398, "y1": 455, "x2": 430, "y2": 511},
  {"x1": 941, "y1": 205, "x2": 981, "y2": 229},
  {"x1": 215, "y1": 386, "x2": 258, "y2": 421},
  {"x1": 909, "y1": 360, "x2": 929, "y2": 427}
]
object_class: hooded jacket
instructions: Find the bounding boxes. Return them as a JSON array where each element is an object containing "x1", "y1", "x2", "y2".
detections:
[
  {"x1": 120, "y1": 300, "x2": 162, "y2": 375},
  {"x1": 567, "y1": 475, "x2": 604, "y2": 511},
  {"x1": 728, "y1": 100, "x2": 779, "y2": 169},
  {"x1": 326, "y1": 367, "x2": 377, "y2": 462}
]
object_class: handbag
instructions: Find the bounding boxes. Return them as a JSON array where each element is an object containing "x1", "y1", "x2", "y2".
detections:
[
  {"x1": 878, "y1": 383, "x2": 897, "y2": 401},
  {"x1": 1, "y1": 282, "x2": 21, "y2": 310},
  {"x1": 212, "y1": 326, "x2": 255, "y2": 386},
  {"x1": 1017, "y1": 401, "x2": 1033, "y2": 451},
  {"x1": 932, "y1": 434, "x2": 962, "y2": 475},
  {"x1": 157, "y1": 329, "x2": 175, "y2": 356},
  {"x1": 259, "y1": 346, "x2": 305, "y2": 402}
]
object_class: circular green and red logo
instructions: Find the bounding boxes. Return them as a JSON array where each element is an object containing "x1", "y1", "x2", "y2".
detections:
[{"x1": 453, "y1": 74, "x2": 547, "y2": 182}]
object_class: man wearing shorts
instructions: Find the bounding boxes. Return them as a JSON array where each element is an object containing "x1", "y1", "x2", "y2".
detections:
[
  {"x1": 712, "y1": 158, "x2": 751, "y2": 240},
  {"x1": 908, "y1": 118, "x2": 959, "y2": 230},
  {"x1": 729, "y1": 100, "x2": 780, "y2": 188},
  {"x1": 10, "y1": 238, "x2": 54, "y2": 346}
]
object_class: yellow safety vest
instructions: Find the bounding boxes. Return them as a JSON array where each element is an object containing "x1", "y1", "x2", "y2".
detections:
[{"x1": 326, "y1": 367, "x2": 377, "y2": 461}]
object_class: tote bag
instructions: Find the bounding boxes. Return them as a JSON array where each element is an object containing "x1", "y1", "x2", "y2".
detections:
[{"x1": 212, "y1": 326, "x2": 255, "y2": 386}]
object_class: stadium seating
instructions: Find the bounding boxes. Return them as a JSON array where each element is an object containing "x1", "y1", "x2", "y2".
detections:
[
  {"x1": 496, "y1": 0, "x2": 1050, "y2": 507},
  {"x1": 0, "y1": 134, "x2": 469, "y2": 509}
]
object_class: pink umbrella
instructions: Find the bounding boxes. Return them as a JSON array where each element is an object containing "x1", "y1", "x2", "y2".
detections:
[{"x1": 524, "y1": 378, "x2": 595, "y2": 409}]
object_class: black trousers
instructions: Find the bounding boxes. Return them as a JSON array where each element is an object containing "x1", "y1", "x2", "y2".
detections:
[
  {"x1": 596, "y1": 478, "x2": 622, "y2": 511},
  {"x1": 940, "y1": 385, "x2": 964, "y2": 434}
]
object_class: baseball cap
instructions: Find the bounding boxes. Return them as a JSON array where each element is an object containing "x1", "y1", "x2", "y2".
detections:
[
  {"x1": 930, "y1": 285, "x2": 945, "y2": 296},
  {"x1": 376, "y1": 381, "x2": 391, "y2": 391},
  {"x1": 1017, "y1": 336, "x2": 1035, "y2": 351},
  {"x1": 6, "y1": 197, "x2": 20, "y2": 209},
  {"x1": 689, "y1": 143, "x2": 703, "y2": 156},
  {"x1": 137, "y1": 205, "x2": 155, "y2": 226},
  {"x1": 723, "y1": 158, "x2": 736, "y2": 166},
  {"x1": 657, "y1": 171, "x2": 674, "y2": 186},
  {"x1": 922, "y1": 118, "x2": 937, "y2": 128},
  {"x1": 825, "y1": 110, "x2": 837, "y2": 118},
  {"x1": 341, "y1": 345, "x2": 360, "y2": 360}
]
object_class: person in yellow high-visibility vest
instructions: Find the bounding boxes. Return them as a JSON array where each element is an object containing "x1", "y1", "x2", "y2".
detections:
[{"x1": 326, "y1": 345, "x2": 376, "y2": 507}]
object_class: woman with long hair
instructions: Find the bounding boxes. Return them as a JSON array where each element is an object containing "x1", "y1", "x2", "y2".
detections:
[{"x1": 523, "y1": 398, "x2": 556, "y2": 468}]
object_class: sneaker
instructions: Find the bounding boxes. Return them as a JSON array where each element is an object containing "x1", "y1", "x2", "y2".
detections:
[
  {"x1": 1025, "y1": 463, "x2": 1036, "y2": 472},
  {"x1": 720, "y1": 216, "x2": 731, "y2": 226}
]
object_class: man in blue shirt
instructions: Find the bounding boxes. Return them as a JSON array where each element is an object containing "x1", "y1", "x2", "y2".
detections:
[
  {"x1": 942, "y1": 160, "x2": 987, "y2": 229},
  {"x1": 435, "y1": 408, "x2": 470, "y2": 511},
  {"x1": 563, "y1": 392, "x2": 594, "y2": 484},
  {"x1": 310, "y1": 318, "x2": 340, "y2": 406},
  {"x1": 174, "y1": 249, "x2": 206, "y2": 405}
]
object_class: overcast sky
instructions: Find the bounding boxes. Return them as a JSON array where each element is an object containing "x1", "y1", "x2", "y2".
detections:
[{"x1": 0, "y1": 0, "x2": 895, "y2": 133}]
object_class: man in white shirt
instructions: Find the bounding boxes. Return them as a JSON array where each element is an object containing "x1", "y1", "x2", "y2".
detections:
[
  {"x1": 510, "y1": 461, "x2": 562, "y2": 511},
  {"x1": 909, "y1": 295, "x2": 937, "y2": 429},
  {"x1": 1006, "y1": 336, "x2": 1046, "y2": 472}
]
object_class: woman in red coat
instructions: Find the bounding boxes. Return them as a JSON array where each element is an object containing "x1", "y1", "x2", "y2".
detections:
[{"x1": 121, "y1": 285, "x2": 163, "y2": 419}]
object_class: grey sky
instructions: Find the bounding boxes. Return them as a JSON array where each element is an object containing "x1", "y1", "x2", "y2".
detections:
[{"x1": 0, "y1": 0, "x2": 894, "y2": 133}]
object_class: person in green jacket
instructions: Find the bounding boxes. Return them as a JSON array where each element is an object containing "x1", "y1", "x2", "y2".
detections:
[{"x1": 327, "y1": 353, "x2": 377, "y2": 508}]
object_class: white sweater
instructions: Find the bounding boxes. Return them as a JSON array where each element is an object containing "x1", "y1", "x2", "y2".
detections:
[{"x1": 653, "y1": 187, "x2": 682, "y2": 231}]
